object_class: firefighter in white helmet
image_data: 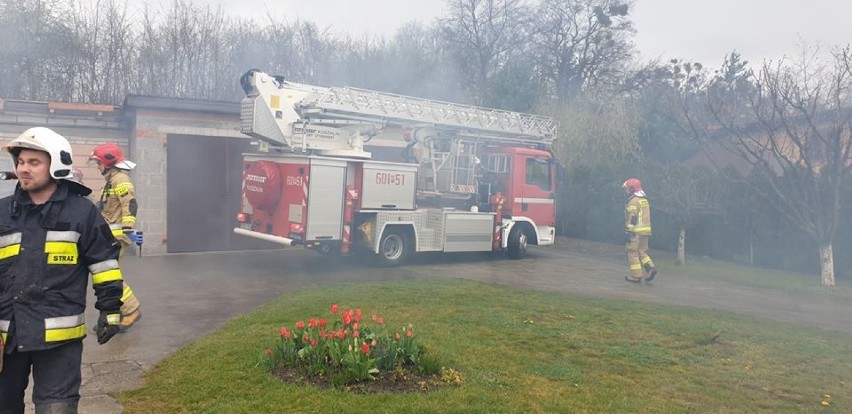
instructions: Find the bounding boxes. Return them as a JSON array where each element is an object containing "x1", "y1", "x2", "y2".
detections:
[
  {"x1": 89, "y1": 143, "x2": 142, "y2": 330},
  {"x1": 623, "y1": 178, "x2": 657, "y2": 283},
  {"x1": 0, "y1": 127, "x2": 124, "y2": 413}
]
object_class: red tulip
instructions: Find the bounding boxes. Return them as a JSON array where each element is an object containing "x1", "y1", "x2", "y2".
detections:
[
  {"x1": 265, "y1": 347, "x2": 273, "y2": 356},
  {"x1": 343, "y1": 314, "x2": 352, "y2": 326},
  {"x1": 303, "y1": 335, "x2": 309, "y2": 342},
  {"x1": 319, "y1": 319, "x2": 327, "y2": 327},
  {"x1": 320, "y1": 329, "x2": 326, "y2": 337},
  {"x1": 309, "y1": 318, "x2": 317, "y2": 329},
  {"x1": 337, "y1": 329, "x2": 345, "y2": 340},
  {"x1": 377, "y1": 317, "x2": 384, "y2": 325},
  {"x1": 331, "y1": 304, "x2": 339, "y2": 314},
  {"x1": 279, "y1": 327, "x2": 288, "y2": 337},
  {"x1": 295, "y1": 321, "x2": 305, "y2": 330},
  {"x1": 353, "y1": 330, "x2": 360, "y2": 338},
  {"x1": 353, "y1": 322, "x2": 359, "y2": 330},
  {"x1": 372, "y1": 314, "x2": 377, "y2": 321},
  {"x1": 361, "y1": 343, "x2": 370, "y2": 354},
  {"x1": 407, "y1": 330, "x2": 413, "y2": 338},
  {"x1": 326, "y1": 333, "x2": 334, "y2": 340},
  {"x1": 311, "y1": 339, "x2": 318, "y2": 347}
]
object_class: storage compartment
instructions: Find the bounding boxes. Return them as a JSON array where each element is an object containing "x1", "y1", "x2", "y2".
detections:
[{"x1": 359, "y1": 161, "x2": 418, "y2": 210}]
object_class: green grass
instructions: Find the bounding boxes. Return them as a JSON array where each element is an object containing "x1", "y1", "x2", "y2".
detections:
[
  {"x1": 117, "y1": 280, "x2": 851, "y2": 413},
  {"x1": 657, "y1": 255, "x2": 852, "y2": 300}
]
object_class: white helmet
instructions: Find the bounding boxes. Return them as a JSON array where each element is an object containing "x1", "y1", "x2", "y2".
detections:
[{"x1": 6, "y1": 127, "x2": 74, "y2": 180}]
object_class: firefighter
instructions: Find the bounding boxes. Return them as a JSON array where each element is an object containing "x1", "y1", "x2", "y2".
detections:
[
  {"x1": 0, "y1": 127, "x2": 124, "y2": 413},
  {"x1": 89, "y1": 144, "x2": 143, "y2": 330},
  {"x1": 623, "y1": 178, "x2": 657, "y2": 283}
]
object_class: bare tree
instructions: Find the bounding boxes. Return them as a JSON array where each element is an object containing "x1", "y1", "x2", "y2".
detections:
[
  {"x1": 689, "y1": 46, "x2": 852, "y2": 286},
  {"x1": 652, "y1": 164, "x2": 728, "y2": 264},
  {"x1": 132, "y1": 0, "x2": 235, "y2": 99},
  {"x1": 439, "y1": 0, "x2": 532, "y2": 104},
  {"x1": 532, "y1": 0, "x2": 635, "y2": 101},
  {"x1": 69, "y1": 0, "x2": 134, "y2": 103},
  {"x1": 386, "y1": 22, "x2": 462, "y2": 101},
  {"x1": 0, "y1": 0, "x2": 77, "y2": 100}
]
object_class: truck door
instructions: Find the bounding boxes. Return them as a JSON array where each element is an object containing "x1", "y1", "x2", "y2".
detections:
[{"x1": 516, "y1": 155, "x2": 556, "y2": 227}]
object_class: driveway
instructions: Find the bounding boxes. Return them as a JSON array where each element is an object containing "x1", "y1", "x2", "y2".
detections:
[{"x1": 31, "y1": 239, "x2": 851, "y2": 413}]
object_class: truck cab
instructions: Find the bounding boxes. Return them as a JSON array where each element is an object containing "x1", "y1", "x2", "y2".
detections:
[{"x1": 480, "y1": 146, "x2": 556, "y2": 251}]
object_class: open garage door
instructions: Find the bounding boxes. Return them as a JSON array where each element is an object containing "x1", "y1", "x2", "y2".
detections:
[{"x1": 166, "y1": 134, "x2": 278, "y2": 252}]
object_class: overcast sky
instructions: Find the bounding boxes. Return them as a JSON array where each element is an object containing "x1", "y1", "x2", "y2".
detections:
[{"x1": 142, "y1": 0, "x2": 850, "y2": 69}]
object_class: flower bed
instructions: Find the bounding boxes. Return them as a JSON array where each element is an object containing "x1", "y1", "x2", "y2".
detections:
[{"x1": 263, "y1": 304, "x2": 451, "y2": 389}]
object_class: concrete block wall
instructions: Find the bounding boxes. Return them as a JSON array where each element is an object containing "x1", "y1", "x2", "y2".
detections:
[{"x1": 130, "y1": 125, "x2": 168, "y2": 255}]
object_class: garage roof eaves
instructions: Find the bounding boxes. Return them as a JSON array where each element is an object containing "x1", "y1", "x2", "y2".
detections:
[{"x1": 123, "y1": 95, "x2": 239, "y2": 115}]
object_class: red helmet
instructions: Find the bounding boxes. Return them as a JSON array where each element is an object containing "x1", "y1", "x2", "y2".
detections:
[
  {"x1": 89, "y1": 143, "x2": 124, "y2": 169},
  {"x1": 90, "y1": 143, "x2": 135, "y2": 170},
  {"x1": 622, "y1": 178, "x2": 642, "y2": 193}
]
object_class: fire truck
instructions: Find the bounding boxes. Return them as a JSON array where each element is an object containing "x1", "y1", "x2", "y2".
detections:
[{"x1": 234, "y1": 69, "x2": 558, "y2": 266}]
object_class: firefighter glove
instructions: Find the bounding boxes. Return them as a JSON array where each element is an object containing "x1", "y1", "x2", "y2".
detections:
[
  {"x1": 623, "y1": 231, "x2": 633, "y2": 244},
  {"x1": 96, "y1": 311, "x2": 121, "y2": 344},
  {"x1": 125, "y1": 231, "x2": 143, "y2": 245}
]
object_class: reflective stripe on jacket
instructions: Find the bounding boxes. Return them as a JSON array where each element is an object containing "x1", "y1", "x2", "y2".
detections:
[
  {"x1": 0, "y1": 182, "x2": 123, "y2": 352},
  {"x1": 625, "y1": 194, "x2": 652, "y2": 235}
]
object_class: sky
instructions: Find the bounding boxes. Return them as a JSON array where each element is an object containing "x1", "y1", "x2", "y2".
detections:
[{"x1": 141, "y1": 0, "x2": 851, "y2": 69}]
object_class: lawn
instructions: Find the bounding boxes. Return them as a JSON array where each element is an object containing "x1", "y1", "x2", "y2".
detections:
[
  {"x1": 117, "y1": 279, "x2": 850, "y2": 413},
  {"x1": 657, "y1": 255, "x2": 852, "y2": 301}
]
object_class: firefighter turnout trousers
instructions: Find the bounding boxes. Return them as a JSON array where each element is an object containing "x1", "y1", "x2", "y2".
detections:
[
  {"x1": 0, "y1": 339, "x2": 83, "y2": 413},
  {"x1": 114, "y1": 232, "x2": 140, "y2": 328},
  {"x1": 626, "y1": 234, "x2": 655, "y2": 281}
]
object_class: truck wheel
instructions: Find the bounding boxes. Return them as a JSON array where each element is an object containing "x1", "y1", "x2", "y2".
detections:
[
  {"x1": 507, "y1": 225, "x2": 528, "y2": 259},
  {"x1": 316, "y1": 242, "x2": 341, "y2": 258},
  {"x1": 377, "y1": 228, "x2": 410, "y2": 267}
]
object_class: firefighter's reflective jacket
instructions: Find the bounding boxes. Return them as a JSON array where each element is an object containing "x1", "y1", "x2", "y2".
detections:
[
  {"x1": 98, "y1": 169, "x2": 137, "y2": 241},
  {"x1": 0, "y1": 182, "x2": 123, "y2": 352},
  {"x1": 625, "y1": 194, "x2": 652, "y2": 235}
]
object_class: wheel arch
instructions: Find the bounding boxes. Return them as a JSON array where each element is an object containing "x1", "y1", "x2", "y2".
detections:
[
  {"x1": 501, "y1": 218, "x2": 539, "y2": 249},
  {"x1": 374, "y1": 222, "x2": 417, "y2": 254}
]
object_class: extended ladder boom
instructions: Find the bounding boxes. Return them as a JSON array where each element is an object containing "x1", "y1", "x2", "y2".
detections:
[
  {"x1": 298, "y1": 86, "x2": 556, "y2": 144},
  {"x1": 240, "y1": 69, "x2": 556, "y2": 158}
]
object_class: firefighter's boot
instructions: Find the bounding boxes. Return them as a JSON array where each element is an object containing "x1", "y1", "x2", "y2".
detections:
[
  {"x1": 119, "y1": 281, "x2": 141, "y2": 331},
  {"x1": 120, "y1": 309, "x2": 141, "y2": 331},
  {"x1": 643, "y1": 263, "x2": 658, "y2": 283}
]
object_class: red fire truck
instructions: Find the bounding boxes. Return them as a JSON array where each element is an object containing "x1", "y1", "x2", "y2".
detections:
[{"x1": 234, "y1": 69, "x2": 557, "y2": 266}]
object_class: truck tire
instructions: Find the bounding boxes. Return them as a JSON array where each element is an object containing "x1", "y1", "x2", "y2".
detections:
[
  {"x1": 316, "y1": 242, "x2": 341, "y2": 258},
  {"x1": 507, "y1": 225, "x2": 528, "y2": 260},
  {"x1": 377, "y1": 228, "x2": 410, "y2": 267}
]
